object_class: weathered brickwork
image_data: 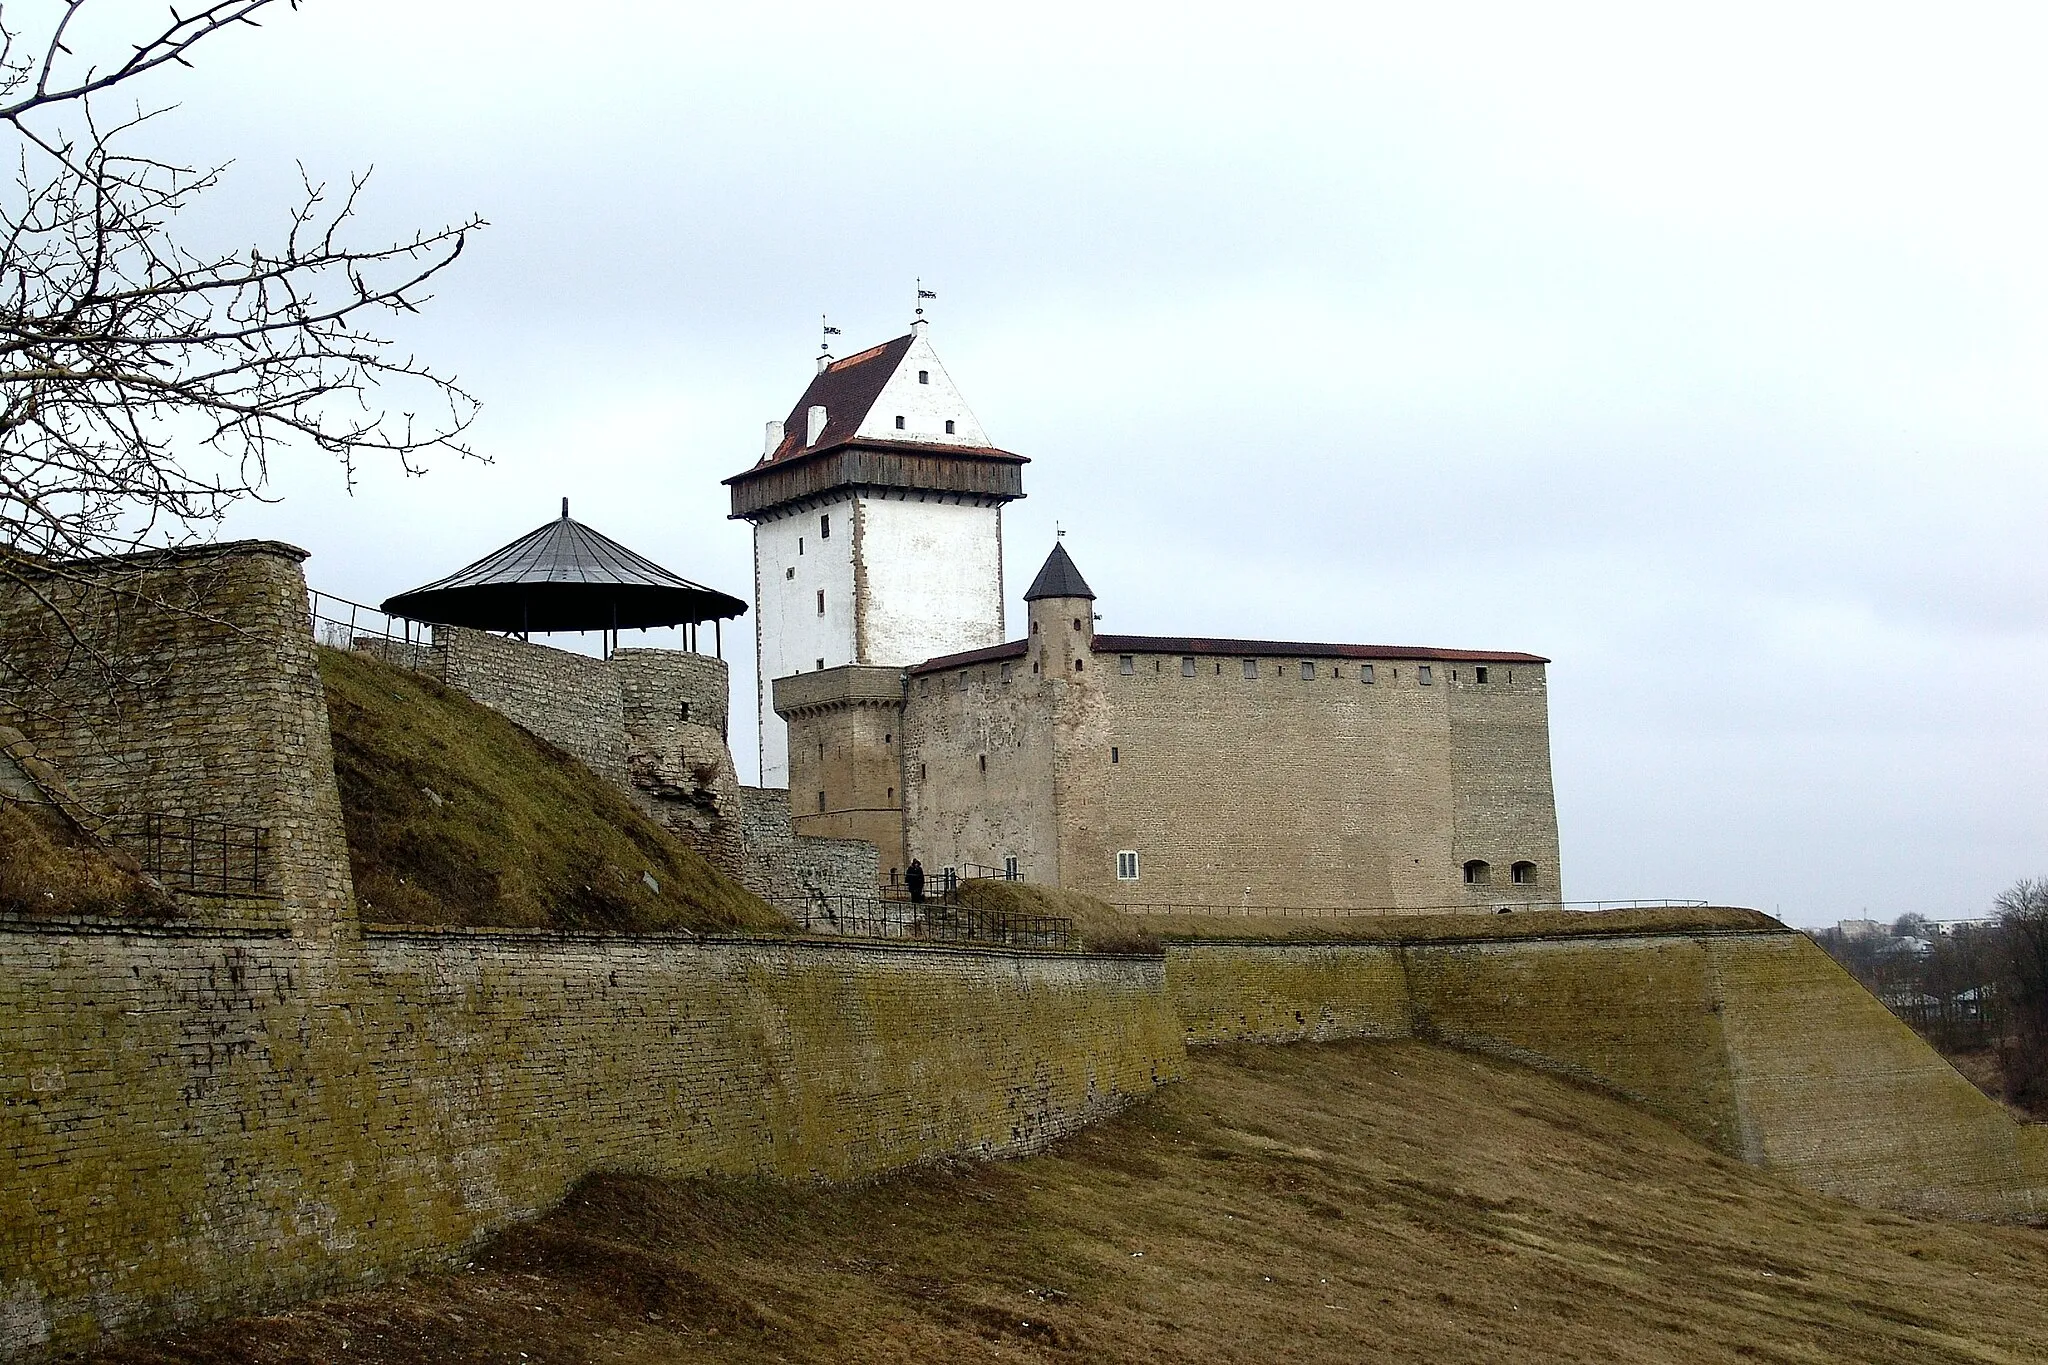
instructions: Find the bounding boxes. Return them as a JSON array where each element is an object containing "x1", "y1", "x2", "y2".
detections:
[
  {"x1": 735, "y1": 785, "x2": 881, "y2": 907},
  {"x1": 1166, "y1": 931, "x2": 2048, "y2": 1221},
  {"x1": 898, "y1": 619, "x2": 1561, "y2": 912},
  {"x1": 775, "y1": 666, "x2": 908, "y2": 881},
  {"x1": 0, "y1": 924, "x2": 1181, "y2": 1357},
  {"x1": 0, "y1": 544, "x2": 354, "y2": 936},
  {"x1": 422, "y1": 628, "x2": 745, "y2": 873}
]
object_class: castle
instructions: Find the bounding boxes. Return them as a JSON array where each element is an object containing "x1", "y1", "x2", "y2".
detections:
[{"x1": 728, "y1": 323, "x2": 1564, "y2": 911}]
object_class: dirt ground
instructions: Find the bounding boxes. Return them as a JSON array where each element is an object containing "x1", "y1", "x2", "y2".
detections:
[{"x1": 91, "y1": 1041, "x2": 2048, "y2": 1365}]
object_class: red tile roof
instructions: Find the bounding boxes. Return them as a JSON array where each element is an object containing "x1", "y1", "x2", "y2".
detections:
[
  {"x1": 907, "y1": 640, "x2": 1029, "y2": 675},
  {"x1": 753, "y1": 335, "x2": 914, "y2": 466}
]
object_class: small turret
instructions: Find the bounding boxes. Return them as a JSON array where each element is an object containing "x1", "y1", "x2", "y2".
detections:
[{"x1": 1024, "y1": 542, "x2": 1095, "y2": 678}]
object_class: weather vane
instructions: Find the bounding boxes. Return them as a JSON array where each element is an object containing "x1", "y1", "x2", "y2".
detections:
[
  {"x1": 915, "y1": 278, "x2": 936, "y2": 321},
  {"x1": 1055, "y1": 521, "x2": 1064, "y2": 539},
  {"x1": 820, "y1": 314, "x2": 842, "y2": 354}
]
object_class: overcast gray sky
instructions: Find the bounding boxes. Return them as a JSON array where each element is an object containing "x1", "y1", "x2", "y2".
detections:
[{"x1": 113, "y1": 1, "x2": 2046, "y2": 926}]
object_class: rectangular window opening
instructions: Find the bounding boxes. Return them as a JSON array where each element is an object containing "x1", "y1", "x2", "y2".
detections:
[
  {"x1": 1242, "y1": 659, "x2": 1258, "y2": 680},
  {"x1": 1004, "y1": 855, "x2": 1018, "y2": 880},
  {"x1": 1476, "y1": 666, "x2": 1489, "y2": 684},
  {"x1": 1116, "y1": 850, "x2": 1140, "y2": 881},
  {"x1": 1362, "y1": 663, "x2": 1375, "y2": 684},
  {"x1": 1418, "y1": 664, "x2": 1434, "y2": 685},
  {"x1": 1111, "y1": 746, "x2": 1119, "y2": 764},
  {"x1": 1181, "y1": 657, "x2": 1196, "y2": 677},
  {"x1": 1119, "y1": 654, "x2": 1135, "y2": 675},
  {"x1": 819, "y1": 513, "x2": 830, "y2": 538},
  {"x1": 816, "y1": 589, "x2": 826, "y2": 615},
  {"x1": 1300, "y1": 660, "x2": 1315, "y2": 680}
]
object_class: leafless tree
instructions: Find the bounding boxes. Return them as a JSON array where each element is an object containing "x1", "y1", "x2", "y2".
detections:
[
  {"x1": 1993, "y1": 876, "x2": 2048, "y2": 1108},
  {"x1": 0, "y1": 0, "x2": 481, "y2": 570},
  {"x1": 0, "y1": 0, "x2": 481, "y2": 724}
]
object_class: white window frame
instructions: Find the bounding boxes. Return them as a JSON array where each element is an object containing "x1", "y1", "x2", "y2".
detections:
[{"x1": 1116, "y1": 849, "x2": 1140, "y2": 881}]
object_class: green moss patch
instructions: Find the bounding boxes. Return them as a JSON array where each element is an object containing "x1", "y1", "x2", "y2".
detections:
[{"x1": 319, "y1": 646, "x2": 786, "y2": 934}]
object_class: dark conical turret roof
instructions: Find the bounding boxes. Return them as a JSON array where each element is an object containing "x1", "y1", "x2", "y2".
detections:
[
  {"x1": 1023, "y1": 542, "x2": 1094, "y2": 601},
  {"x1": 380, "y1": 500, "x2": 748, "y2": 632}
]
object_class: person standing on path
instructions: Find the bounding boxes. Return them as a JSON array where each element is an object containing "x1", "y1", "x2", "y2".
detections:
[{"x1": 906, "y1": 859, "x2": 925, "y2": 904}]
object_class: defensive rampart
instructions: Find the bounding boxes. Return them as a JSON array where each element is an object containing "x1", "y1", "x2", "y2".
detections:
[
  {"x1": 0, "y1": 923, "x2": 1179, "y2": 1355},
  {"x1": 1167, "y1": 930, "x2": 2048, "y2": 1222}
]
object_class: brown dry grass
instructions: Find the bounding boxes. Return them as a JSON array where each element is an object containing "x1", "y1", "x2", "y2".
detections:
[
  {"x1": 95, "y1": 1040, "x2": 2048, "y2": 1365},
  {"x1": 0, "y1": 800, "x2": 175, "y2": 920},
  {"x1": 320, "y1": 646, "x2": 786, "y2": 935}
]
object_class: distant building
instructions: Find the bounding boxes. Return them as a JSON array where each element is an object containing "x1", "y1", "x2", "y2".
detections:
[{"x1": 730, "y1": 327, "x2": 1562, "y2": 912}]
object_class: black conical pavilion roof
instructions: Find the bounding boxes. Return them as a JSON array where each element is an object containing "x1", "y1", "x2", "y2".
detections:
[
  {"x1": 1023, "y1": 542, "x2": 1094, "y2": 601},
  {"x1": 381, "y1": 501, "x2": 747, "y2": 632}
]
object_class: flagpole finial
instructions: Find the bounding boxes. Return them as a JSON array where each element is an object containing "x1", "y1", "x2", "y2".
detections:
[{"x1": 914, "y1": 278, "x2": 937, "y2": 325}]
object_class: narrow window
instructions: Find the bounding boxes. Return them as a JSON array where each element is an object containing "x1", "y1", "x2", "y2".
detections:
[
  {"x1": 1418, "y1": 665, "x2": 1434, "y2": 685},
  {"x1": 1463, "y1": 859, "x2": 1491, "y2": 885},
  {"x1": 1072, "y1": 617, "x2": 1082, "y2": 630},
  {"x1": 1450, "y1": 669, "x2": 1459, "y2": 682},
  {"x1": 894, "y1": 415, "x2": 906, "y2": 430},
  {"x1": 1361, "y1": 663, "x2": 1375, "y2": 683},
  {"x1": 1242, "y1": 659, "x2": 1258, "y2": 680},
  {"x1": 1031, "y1": 620, "x2": 1040, "y2": 635},
  {"x1": 1300, "y1": 661, "x2": 1315, "y2": 680},
  {"x1": 817, "y1": 791, "x2": 827, "y2": 813},
  {"x1": 816, "y1": 589, "x2": 826, "y2": 615},
  {"x1": 1508, "y1": 670, "x2": 1514, "y2": 683},
  {"x1": 1181, "y1": 657, "x2": 1196, "y2": 677},
  {"x1": 1334, "y1": 666, "x2": 1342, "y2": 678},
  {"x1": 798, "y1": 536, "x2": 804, "y2": 555},
  {"x1": 1001, "y1": 661, "x2": 1013, "y2": 682},
  {"x1": 1512, "y1": 861, "x2": 1536, "y2": 884},
  {"x1": 819, "y1": 513, "x2": 830, "y2": 538},
  {"x1": 1116, "y1": 850, "x2": 1140, "y2": 881},
  {"x1": 784, "y1": 566, "x2": 794, "y2": 580},
  {"x1": 815, "y1": 657, "x2": 825, "y2": 671},
  {"x1": 886, "y1": 786, "x2": 895, "y2": 802},
  {"x1": 1215, "y1": 662, "x2": 1221, "y2": 675},
  {"x1": 884, "y1": 733, "x2": 891, "y2": 744},
  {"x1": 1476, "y1": 666, "x2": 1489, "y2": 684},
  {"x1": 817, "y1": 739, "x2": 824, "y2": 759},
  {"x1": 945, "y1": 419, "x2": 956, "y2": 434},
  {"x1": 1119, "y1": 655, "x2": 1135, "y2": 675},
  {"x1": 1004, "y1": 855, "x2": 1018, "y2": 880},
  {"x1": 678, "y1": 702, "x2": 690, "y2": 722},
  {"x1": 919, "y1": 763, "x2": 927, "y2": 779},
  {"x1": 979, "y1": 754, "x2": 987, "y2": 772},
  {"x1": 1074, "y1": 657, "x2": 1084, "y2": 671},
  {"x1": 918, "y1": 369, "x2": 930, "y2": 384},
  {"x1": 1111, "y1": 746, "x2": 1119, "y2": 764}
]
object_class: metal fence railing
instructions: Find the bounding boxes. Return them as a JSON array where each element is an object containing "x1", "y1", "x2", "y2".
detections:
[
  {"x1": 1110, "y1": 897, "x2": 1712, "y2": 918},
  {"x1": 308, "y1": 589, "x2": 433, "y2": 668},
  {"x1": 107, "y1": 811, "x2": 270, "y2": 899},
  {"x1": 783, "y1": 891, "x2": 1073, "y2": 949}
]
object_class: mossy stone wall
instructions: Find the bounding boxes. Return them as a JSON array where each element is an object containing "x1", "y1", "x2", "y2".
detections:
[
  {"x1": 0, "y1": 926, "x2": 1180, "y2": 1357},
  {"x1": 1166, "y1": 931, "x2": 2047, "y2": 1221}
]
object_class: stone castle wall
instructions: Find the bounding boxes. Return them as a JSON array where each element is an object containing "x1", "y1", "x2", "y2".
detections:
[
  {"x1": 775, "y1": 665, "x2": 909, "y2": 881},
  {"x1": 1166, "y1": 930, "x2": 2048, "y2": 1222},
  {"x1": 736, "y1": 785, "x2": 881, "y2": 907},
  {"x1": 0, "y1": 543, "x2": 354, "y2": 936},
  {"x1": 0, "y1": 923, "x2": 1179, "y2": 1357},
  {"x1": 901, "y1": 631, "x2": 1560, "y2": 912}
]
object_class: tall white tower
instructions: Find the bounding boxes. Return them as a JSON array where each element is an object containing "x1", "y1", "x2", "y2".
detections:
[{"x1": 726, "y1": 322, "x2": 1026, "y2": 787}]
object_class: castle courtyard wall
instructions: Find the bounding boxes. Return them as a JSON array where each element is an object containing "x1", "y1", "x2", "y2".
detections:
[{"x1": 902, "y1": 655, "x2": 1059, "y2": 882}]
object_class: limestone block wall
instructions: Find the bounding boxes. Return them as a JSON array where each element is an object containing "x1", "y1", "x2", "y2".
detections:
[
  {"x1": 422, "y1": 629, "x2": 744, "y2": 873},
  {"x1": 736, "y1": 785, "x2": 882, "y2": 907},
  {"x1": 0, "y1": 543, "x2": 353, "y2": 936},
  {"x1": 901, "y1": 657, "x2": 1058, "y2": 882},
  {"x1": 775, "y1": 665, "x2": 908, "y2": 880},
  {"x1": 1166, "y1": 930, "x2": 2048, "y2": 1221},
  {"x1": 0, "y1": 924, "x2": 1180, "y2": 1357}
]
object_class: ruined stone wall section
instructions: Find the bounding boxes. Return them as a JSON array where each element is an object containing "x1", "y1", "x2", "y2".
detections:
[
  {"x1": 735, "y1": 786, "x2": 881, "y2": 907},
  {"x1": 0, "y1": 925, "x2": 1180, "y2": 1357},
  {"x1": 0, "y1": 543, "x2": 353, "y2": 936},
  {"x1": 612, "y1": 649, "x2": 743, "y2": 873}
]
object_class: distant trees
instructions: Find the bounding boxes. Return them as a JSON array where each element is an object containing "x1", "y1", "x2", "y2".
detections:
[
  {"x1": 1812, "y1": 878, "x2": 2048, "y2": 1116},
  {"x1": 1993, "y1": 878, "x2": 2048, "y2": 1108}
]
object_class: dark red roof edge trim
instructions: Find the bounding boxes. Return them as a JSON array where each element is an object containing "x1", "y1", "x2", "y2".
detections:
[
  {"x1": 910, "y1": 635, "x2": 1549, "y2": 674},
  {"x1": 1092, "y1": 634, "x2": 1549, "y2": 664},
  {"x1": 908, "y1": 640, "x2": 1029, "y2": 674}
]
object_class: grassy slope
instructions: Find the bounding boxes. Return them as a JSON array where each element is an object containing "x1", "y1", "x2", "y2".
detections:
[
  {"x1": 959, "y1": 879, "x2": 1780, "y2": 952},
  {"x1": 99, "y1": 1040, "x2": 2048, "y2": 1365},
  {"x1": 320, "y1": 646, "x2": 785, "y2": 934},
  {"x1": 0, "y1": 801, "x2": 175, "y2": 920}
]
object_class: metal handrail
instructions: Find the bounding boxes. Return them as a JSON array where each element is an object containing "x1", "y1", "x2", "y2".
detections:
[
  {"x1": 105, "y1": 811, "x2": 270, "y2": 899},
  {"x1": 308, "y1": 588, "x2": 431, "y2": 663},
  {"x1": 782, "y1": 892, "x2": 1073, "y2": 949}
]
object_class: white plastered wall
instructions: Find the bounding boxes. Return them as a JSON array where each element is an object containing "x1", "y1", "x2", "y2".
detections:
[
  {"x1": 852, "y1": 329, "x2": 993, "y2": 448},
  {"x1": 753, "y1": 498, "x2": 856, "y2": 787},
  {"x1": 855, "y1": 496, "x2": 1005, "y2": 666}
]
